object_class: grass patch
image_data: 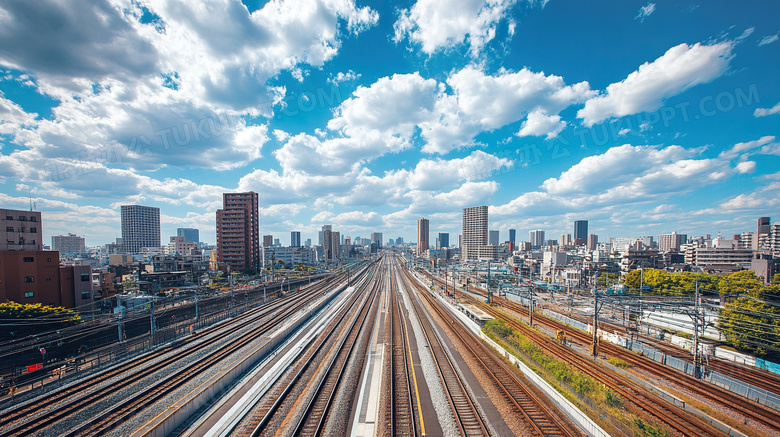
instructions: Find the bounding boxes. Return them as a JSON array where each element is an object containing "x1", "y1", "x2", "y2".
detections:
[
  {"x1": 607, "y1": 357, "x2": 632, "y2": 368},
  {"x1": 634, "y1": 418, "x2": 671, "y2": 437},
  {"x1": 483, "y1": 318, "x2": 677, "y2": 437}
]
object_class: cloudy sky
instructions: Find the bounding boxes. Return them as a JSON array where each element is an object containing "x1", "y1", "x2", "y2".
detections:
[{"x1": 0, "y1": 0, "x2": 778, "y2": 247}]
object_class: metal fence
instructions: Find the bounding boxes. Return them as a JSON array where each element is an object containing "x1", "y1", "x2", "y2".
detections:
[{"x1": 626, "y1": 339, "x2": 780, "y2": 412}]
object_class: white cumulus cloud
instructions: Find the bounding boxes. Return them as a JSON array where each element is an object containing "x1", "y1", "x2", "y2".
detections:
[
  {"x1": 578, "y1": 41, "x2": 734, "y2": 127},
  {"x1": 394, "y1": 0, "x2": 520, "y2": 56}
]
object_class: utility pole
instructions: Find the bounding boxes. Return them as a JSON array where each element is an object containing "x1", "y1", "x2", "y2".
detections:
[
  {"x1": 195, "y1": 291, "x2": 200, "y2": 322},
  {"x1": 486, "y1": 261, "x2": 492, "y2": 304},
  {"x1": 529, "y1": 284, "x2": 536, "y2": 327},
  {"x1": 118, "y1": 309, "x2": 124, "y2": 343},
  {"x1": 693, "y1": 279, "x2": 701, "y2": 378},
  {"x1": 638, "y1": 267, "x2": 644, "y2": 334},
  {"x1": 150, "y1": 297, "x2": 156, "y2": 341},
  {"x1": 592, "y1": 291, "x2": 604, "y2": 357}
]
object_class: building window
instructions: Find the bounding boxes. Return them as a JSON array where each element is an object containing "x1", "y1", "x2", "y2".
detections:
[
  {"x1": 23, "y1": 257, "x2": 34, "y2": 262},
  {"x1": 24, "y1": 292, "x2": 34, "y2": 298},
  {"x1": 5, "y1": 216, "x2": 12, "y2": 220},
  {"x1": 80, "y1": 273, "x2": 90, "y2": 282},
  {"x1": 18, "y1": 216, "x2": 26, "y2": 221},
  {"x1": 47, "y1": 258, "x2": 51, "y2": 262},
  {"x1": 30, "y1": 216, "x2": 37, "y2": 222},
  {"x1": 29, "y1": 227, "x2": 37, "y2": 233},
  {"x1": 5, "y1": 227, "x2": 12, "y2": 232},
  {"x1": 81, "y1": 292, "x2": 90, "y2": 300},
  {"x1": 24, "y1": 276, "x2": 35, "y2": 283}
]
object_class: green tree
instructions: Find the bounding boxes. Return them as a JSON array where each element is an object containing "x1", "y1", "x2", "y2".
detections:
[
  {"x1": 597, "y1": 272, "x2": 619, "y2": 287},
  {"x1": 718, "y1": 284, "x2": 780, "y2": 359},
  {"x1": 716, "y1": 270, "x2": 764, "y2": 295},
  {"x1": 0, "y1": 301, "x2": 82, "y2": 340}
]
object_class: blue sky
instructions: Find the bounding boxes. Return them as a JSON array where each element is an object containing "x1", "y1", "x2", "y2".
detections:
[{"x1": 0, "y1": 0, "x2": 779, "y2": 247}]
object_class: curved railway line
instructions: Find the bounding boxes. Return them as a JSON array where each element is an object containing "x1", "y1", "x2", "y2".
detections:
[
  {"x1": 0, "y1": 272, "x2": 350, "y2": 437},
  {"x1": 424, "y1": 267, "x2": 780, "y2": 435},
  {"x1": 465, "y1": 294, "x2": 734, "y2": 436},
  {"x1": 492, "y1": 294, "x2": 780, "y2": 433}
]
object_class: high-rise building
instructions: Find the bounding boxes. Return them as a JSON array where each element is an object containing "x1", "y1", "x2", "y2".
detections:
[
  {"x1": 51, "y1": 233, "x2": 85, "y2": 254},
  {"x1": 560, "y1": 234, "x2": 572, "y2": 247},
  {"x1": 121, "y1": 205, "x2": 160, "y2": 254},
  {"x1": 740, "y1": 231, "x2": 754, "y2": 249},
  {"x1": 508, "y1": 229, "x2": 516, "y2": 248},
  {"x1": 587, "y1": 234, "x2": 598, "y2": 251},
  {"x1": 574, "y1": 220, "x2": 588, "y2": 243},
  {"x1": 291, "y1": 231, "x2": 301, "y2": 248},
  {"x1": 438, "y1": 232, "x2": 450, "y2": 249},
  {"x1": 659, "y1": 232, "x2": 687, "y2": 252},
  {"x1": 323, "y1": 227, "x2": 341, "y2": 260},
  {"x1": 216, "y1": 192, "x2": 260, "y2": 271},
  {"x1": 756, "y1": 217, "x2": 772, "y2": 251},
  {"x1": 417, "y1": 218, "x2": 429, "y2": 255},
  {"x1": 771, "y1": 223, "x2": 780, "y2": 257},
  {"x1": 529, "y1": 230, "x2": 545, "y2": 248},
  {"x1": 489, "y1": 230, "x2": 499, "y2": 246},
  {"x1": 305, "y1": 238, "x2": 312, "y2": 247},
  {"x1": 1, "y1": 208, "x2": 43, "y2": 251},
  {"x1": 177, "y1": 228, "x2": 199, "y2": 243},
  {"x1": 462, "y1": 205, "x2": 488, "y2": 262},
  {"x1": 371, "y1": 232, "x2": 383, "y2": 247},
  {"x1": 262, "y1": 235, "x2": 273, "y2": 247},
  {"x1": 274, "y1": 238, "x2": 280, "y2": 247}
]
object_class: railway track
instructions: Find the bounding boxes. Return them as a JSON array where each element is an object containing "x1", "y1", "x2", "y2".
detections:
[
  {"x1": 493, "y1": 295, "x2": 780, "y2": 433},
  {"x1": 248, "y1": 258, "x2": 383, "y2": 436},
  {"x1": 402, "y1": 264, "x2": 583, "y2": 437},
  {"x1": 384, "y1": 265, "x2": 417, "y2": 437},
  {"x1": 0, "y1": 275, "x2": 343, "y2": 437},
  {"x1": 468, "y1": 295, "x2": 730, "y2": 436}
]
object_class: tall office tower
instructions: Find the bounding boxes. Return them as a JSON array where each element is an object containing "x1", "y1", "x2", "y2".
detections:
[
  {"x1": 305, "y1": 238, "x2": 312, "y2": 247},
  {"x1": 489, "y1": 230, "x2": 499, "y2": 246},
  {"x1": 51, "y1": 233, "x2": 85, "y2": 254},
  {"x1": 121, "y1": 205, "x2": 160, "y2": 254},
  {"x1": 574, "y1": 220, "x2": 588, "y2": 243},
  {"x1": 509, "y1": 229, "x2": 516, "y2": 248},
  {"x1": 323, "y1": 228, "x2": 340, "y2": 260},
  {"x1": 438, "y1": 232, "x2": 450, "y2": 249},
  {"x1": 462, "y1": 205, "x2": 488, "y2": 262},
  {"x1": 371, "y1": 232, "x2": 383, "y2": 247},
  {"x1": 529, "y1": 230, "x2": 545, "y2": 248},
  {"x1": 417, "y1": 218, "x2": 429, "y2": 255},
  {"x1": 1, "y1": 208, "x2": 43, "y2": 251},
  {"x1": 216, "y1": 192, "x2": 260, "y2": 271},
  {"x1": 263, "y1": 235, "x2": 273, "y2": 247},
  {"x1": 291, "y1": 231, "x2": 301, "y2": 247},
  {"x1": 320, "y1": 225, "x2": 332, "y2": 247},
  {"x1": 176, "y1": 227, "x2": 200, "y2": 243},
  {"x1": 332, "y1": 231, "x2": 341, "y2": 259},
  {"x1": 560, "y1": 234, "x2": 572, "y2": 247},
  {"x1": 587, "y1": 234, "x2": 598, "y2": 251}
]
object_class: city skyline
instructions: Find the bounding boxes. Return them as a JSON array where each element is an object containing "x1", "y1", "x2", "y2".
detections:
[{"x1": 0, "y1": 1, "x2": 778, "y2": 246}]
